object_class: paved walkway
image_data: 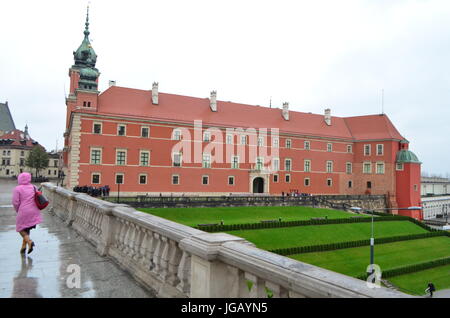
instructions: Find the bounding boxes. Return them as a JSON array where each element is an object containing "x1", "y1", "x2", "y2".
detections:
[{"x1": 0, "y1": 179, "x2": 155, "y2": 298}]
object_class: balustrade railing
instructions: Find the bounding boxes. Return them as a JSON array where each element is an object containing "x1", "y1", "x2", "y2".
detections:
[{"x1": 42, "y1": 183, "x2": 409, "y2": 298}]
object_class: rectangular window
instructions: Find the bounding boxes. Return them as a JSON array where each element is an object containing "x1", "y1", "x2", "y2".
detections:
[
  {"x1": 273, "y1": 138, "x2": 279, "y2": 148},
  {"x1": 285, "y1": 174, "x2": 291, "y2": 183},
  {"x1": 93, "y1": 123, "x2": 102, "y2": 134},
  {"x1": 273, "y1": 174, "x2": 279, "y2": 183},
  {"x1": 241, "y1": 135, "x2": 247, "y2": 145},
  {"x1": 327, "y1": 143, "x2": 332, "y2": 152},
  {"x1": 326, "y1": 161, "x2": 333, "y2": 173},
  {"x1": 304, "y1": 178, "x2": 310, "y2": 186},
  {"x1": 327, "y1": 178, "x2": 332, "y2": 187},
  {"x1": 203, "y1": 132, "x2": 211, "y2": 142},
  {"x1": 92, "y1": 173, "x2": 100, "y2": 184},
  {"x1": 348, "y1": 180, "x2": 353, "y2": 188},
  {"x1": 285, "y1": 159, "x2": 292, "y2": 171},
  {"x1": 257, "y1": 137, "x2": 264, "y2": 147},
  {"x1": 364, "y1": 144, "x2": 371, "y2": 156},
  {"x1": 228, "y1": 176, "x2": 235, "y2": 185},
  {"x1": 377, "y1": 144, "x2": 384, "y2": 156},
  {"x1": 346, "y1": 162, "x2": 352, "y2": 174},
  {"x1": 304, "y1": 160, "x2": 311, "y2": 172},
  {"x1": 116, "y1": 150, "x2": 126, "y2": 165},
  {"x1": 116, "y1": 174, "x2": 124, "y2": 184},
  {"x1": 173, "y1": 153, "x2": 182, "y2": 167},
  {"x1": 363, "y1": 162, "x2": 372, "y2": 174},
  {"x1": 20, "y1": 151, "x2": 24, "y2": 156},
  {"x1": 140, "y1": 151, "x2": 150, "y2": 166},
  {"x1": 91, "y1": 149, "x2": 101, "y2": 165},
  {"x1": 20, "y1": 158, "x2": 25, "y2": 166},
  {"x1": 139, "y1": 174, "x2": 147, "y2": 184},
  {"x1": 117, "y1": 124, "x2": 126, "y2": 136},
  {"x1": 172, "y1": 174, "x2": 180, "y2": 185},
  {"x1": 376, "y1": 162, "x2": 385, "y2": 174},
  {"x1": 396, "y1": 163, "x2": 404, "y2": 171},
  {"x1": 226, "y1": 134, "x2": 233, "y2": 145},
  {"x1": 367, "y1": 181, "x2": 372, "y2": 189},
  {"x1": 202, "y1": 175, "x2": 209, "y2": 185},
  {"x1": 285, "y1": 139, "x2": 292, "y2": 149},
  {"x1": 202, "y1": 154, "x2": 211, "y2": 168},
  {"x1": 231, "y1": 156, "x2": 239, "y2": 169},
  {"x1": 172, "y1": 129, "x2": 181, "y2": 140},
  {"x1": 141, "y1": 127, "x2": 149, "y2": 138},
  {"x1": 304, "y1": 141, "x2": 310, "y2": 150},
  {"x1": 272, "y1": 158, "x2": 280, "y2": 172},
  {"x1": 347, "y1": 145, "x2": 352, "y2": 153}
]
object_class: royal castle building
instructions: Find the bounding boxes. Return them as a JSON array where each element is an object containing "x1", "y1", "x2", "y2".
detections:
[{"x1": 63, "y1": 10, "x2": 422, "y2": 218}]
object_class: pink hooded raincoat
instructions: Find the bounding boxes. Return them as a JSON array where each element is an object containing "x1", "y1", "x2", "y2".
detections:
[{"x1": 12, "y1": 172, "x2": 42, "y2": 232}]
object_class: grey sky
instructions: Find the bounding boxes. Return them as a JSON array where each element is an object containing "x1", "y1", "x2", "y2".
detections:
[{"x1": 0, "y1": 0, "x2": 449, "y2": 175}]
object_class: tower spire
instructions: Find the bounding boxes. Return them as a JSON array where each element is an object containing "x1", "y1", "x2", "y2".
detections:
[{"x1": 84, "y1": 5, "x2": 90, "y2": 38}]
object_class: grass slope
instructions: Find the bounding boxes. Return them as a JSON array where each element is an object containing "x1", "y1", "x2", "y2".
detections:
[
  {"x1": 139, "y1": 206, "x2": 364, "y2": 227},
  {"x1": 227, "y1": 221, "x2": 428, "y2": 250},
  {"x1": 389, "y1": 264, "x2": 450, "y2": 295},
  {"x1": 291, "y1": 237, "x2": 450, "y2": 277}
]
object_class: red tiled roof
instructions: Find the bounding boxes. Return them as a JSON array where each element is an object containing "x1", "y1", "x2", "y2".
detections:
[
  {"x1": 0, "y1": 129, "x2": 36, "y2": 147},
  {"x1": 94, "y1": 86, "x2": 404, "y2": 141}
]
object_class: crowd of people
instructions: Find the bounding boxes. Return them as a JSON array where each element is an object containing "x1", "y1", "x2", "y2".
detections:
[{"x1": 73, "y1": 185, "x2": 110, "y2": 197}]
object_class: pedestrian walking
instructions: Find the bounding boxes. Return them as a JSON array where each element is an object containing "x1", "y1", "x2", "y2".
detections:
[
  {"x1": 12, "y1": 172, "x2": 42, "y2": 254},
  {"x1": 425, "y1": 282, "x2": 436, "y2": 297}
]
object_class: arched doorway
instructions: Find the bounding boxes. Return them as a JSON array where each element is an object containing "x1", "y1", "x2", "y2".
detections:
[{"x1": 253, "y1": 177, "x2": 264, "y2": 193}]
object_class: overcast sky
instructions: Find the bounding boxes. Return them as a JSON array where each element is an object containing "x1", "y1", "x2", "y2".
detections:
[{"x1": 1, "y1": 0, "x2": 449, "y2": 175}]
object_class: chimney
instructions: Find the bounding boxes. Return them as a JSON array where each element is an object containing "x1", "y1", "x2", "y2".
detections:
[
  {"x1": 324, "y1": 108, "x2": 331, "y2": 126},
  {"x1": 282, "y1": 102, "x2": 289, "y2": 120},
  {"x1": 210, "y1": 90, "x2": 217, "y2": 112},
  {"x1": 109, "y1": 80, "x2": 116, "y2": 87},
  {"x1": 152, "y1": 82, "x2": 159, "y2": 105}
]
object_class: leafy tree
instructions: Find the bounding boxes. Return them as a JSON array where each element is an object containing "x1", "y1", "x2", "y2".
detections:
[{"x1": 26, "y1": 146, "x2": 49, "y2": 178}]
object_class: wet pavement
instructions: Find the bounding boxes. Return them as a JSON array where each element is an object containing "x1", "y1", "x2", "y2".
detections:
[{"x1": 0, "y1": 179, "x2": 155, "y2": 298}]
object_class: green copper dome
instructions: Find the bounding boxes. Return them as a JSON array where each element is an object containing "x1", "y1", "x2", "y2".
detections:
[
  {"x1": 80, "y1": 67, "x2": 99, "y2": 80},
  {"x1": 73, "y1": 7, "x2": 97, "y2": 68},
  {"x1": 396, "y1": 149, "x2": 421, "y2": 164}
]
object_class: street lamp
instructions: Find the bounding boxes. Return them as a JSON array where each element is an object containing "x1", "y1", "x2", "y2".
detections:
[{"x1": 350, "y1": 206, "x2": 375, "y2": 279}]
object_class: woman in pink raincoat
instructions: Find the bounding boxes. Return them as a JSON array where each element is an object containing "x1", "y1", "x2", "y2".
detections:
[{"x1": 12, "y1": 172, "x2": 42, "y2": 254}]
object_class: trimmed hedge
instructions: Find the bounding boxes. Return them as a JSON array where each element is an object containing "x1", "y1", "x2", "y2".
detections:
[
  {"x1": 196, "y1": 215, "x2": 411, "y2": 232},
  {"x1": 271, "y1": 231, "x2": 447, "y2": 256},
  {"x1": 357, "y1": 256, "x2": 450, "y2": 280}
]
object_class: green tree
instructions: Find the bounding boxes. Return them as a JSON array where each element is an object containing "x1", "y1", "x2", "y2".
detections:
[{"x1": 26, "y1": 146, "x2": 49, "y2": 178}]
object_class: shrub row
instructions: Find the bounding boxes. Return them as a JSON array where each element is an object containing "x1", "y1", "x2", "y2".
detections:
[
  {"x1": 356, "y1": 256, "x2": 450, "y2": 280},
  {"x1": 270, "y1": 231, "x2": 447, "y2": 256},
  {"x1": 196, "y1": 215, "x2": 410, "y2": 232}
]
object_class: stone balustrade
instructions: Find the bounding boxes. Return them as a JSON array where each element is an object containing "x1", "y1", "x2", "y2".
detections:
[{"x1": 42, "y1": 183, "x2": 411, "y2": 298}]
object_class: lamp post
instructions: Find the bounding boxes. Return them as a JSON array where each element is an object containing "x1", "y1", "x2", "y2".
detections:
[
  {"x1": 350, "y1": 206, "x2": 374, "y2": 278},
  {"x1": 117, "y1": 182, "x2": 120, "y2": 203}
]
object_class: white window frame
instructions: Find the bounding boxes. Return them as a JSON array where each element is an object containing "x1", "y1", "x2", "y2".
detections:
[
  {"x1": 141, "y1": 126, "x2": 150, "y2": 138},
  {"x1": 202, "y1": 153, "x2": 211, "y2": 168},
  {"x1": 376, "y1": 144, "x2": 384, "y2": 156},
  {"x1": 139, "y1": 174, "x2": 148, "y2": 185},
  {"x1": 90, "y1": 148, "x2": 102, "y2": 165},
  {"x1": 202, "y1": 175, "x2": 209, "y2": 185},
  {"x1": 327, "y1": 143, "x2": 332, "y2": 152},
  {"x1": 347, "y1": 145, "x2": 352, "y2": 153},
  {"x1": 285, "y1": 158, "x2": 292, "y2": 171},
  {"x1": 273, "y1": 138, "x2": 279, "y2": 148},
  {"x1": 304, "y1": 178, "x2": 310, "y2": 187},
  {"x1": 117, "y1": 124, "x2": 126, "y2": 136},
  {"x1": 203, "y1": 131, "x2": 211, "y2": 142},
  {"x1": 376, "y1": 162, "x2": 385, "y2": 174},
  {"x1": 273, "y1": 174, "x2": 279, "y2": 183},
  {"x1": 91, "y1": 173, "x2": 101, "y2": 184},
  {"x1": 256, "y1": 157, "x2": 264, "y2": 170},
  {"x1": 173, "y1": 152, "x2": 182, "y2": 167},
  {"x1": 326, "y1": 160, "x2": 333, "y2": 173},
  {"x1": 228, "y1": 176, "x2": 235, "y2": 186},
  {"x1": 364, "y1": 144, "x2": 371, "y2": 156},
  {"x1": 363, "y1": 162, "x2": 372, "y2": 174},
  {"x1": 116, "y1": 149, "x2": 127, "y2": 166},
  {"x1": 172, "y1": 174, "x2": 180, "y2": 185},
  {"x1": 93, "y1": 122, "x2": 102, "y2": 134},
  {"x1": 240, "y1": 135, "x2": 247, "y2": 145},
  {"x1": 115, "y1": 173, "x2": 124, "y2": 185},
  {"x1": 396, "y1": 163, "x2": 404, "y2": 171},
  {"x1": 226, "y1": 134, "x2": 233, "y2": 145},
  {"x1": 346, "y1": 162, "x2": 352, "y2": 174},
  {"x1": 285, "y1": 174, "x2": 291, "y2": 183},
  {"x1": 272, "y1": 158, "x2": 280, "y2": 172},
  {"x1": 140, "y1": 150, "x2": 150, "y2": 166},
  {"x1": 231, "y1": 155, "x2": 239, "y2": 169},
  {"x1": 172, "y1": 129, "x2": 182, "y2": 140},
  {"x1": 304, "y1": 141, "x2": 310, "y2": 150},
  {"x1": 304, "y1": 159, "x2": 311, "y2": 172},
  {"x1": 257, "y1": 136, "x2": 264, "y2": 147},
  {"x1": 285, "y1": 139, "x2": 292, "y2": 149},
  {"x1": 327, "y1": 178, "x2": 333, "y2": 187}
]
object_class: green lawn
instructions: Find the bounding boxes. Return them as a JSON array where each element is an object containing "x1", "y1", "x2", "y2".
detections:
[
  {"x1": 291, "y1": 237, "x2": 450, "y2": 278},
  {"x1": 227, "y1": 221, "x2": 428, "y2": 250},
  {"x1": 139, "y1": 206, "x2": 364, "y2": 227},
  {"x1": 388, "y1": 264, "x2": 450, "y2": 296}
]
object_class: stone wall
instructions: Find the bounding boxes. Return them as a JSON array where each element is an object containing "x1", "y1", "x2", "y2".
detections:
[{"x1": 42, "y1": 183, "x2": 408, "y2": 298}]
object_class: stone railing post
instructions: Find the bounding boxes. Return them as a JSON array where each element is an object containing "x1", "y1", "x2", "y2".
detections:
[
  {"x1": 179, "y1": 233, "x2": 252, "y2": 298},
  {"x1": 96, "y1": 204, "x2": 117, "y2": 256}
]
